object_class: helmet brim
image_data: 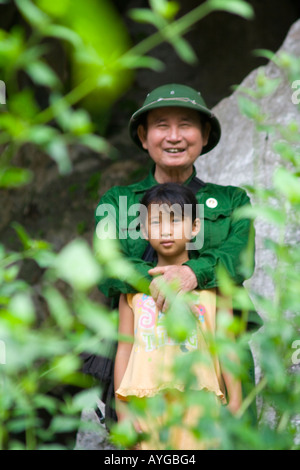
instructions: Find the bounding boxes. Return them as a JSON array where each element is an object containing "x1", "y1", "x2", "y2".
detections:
[{"x1": 129, "y1": 98, "x2": 221, "y2": 155}]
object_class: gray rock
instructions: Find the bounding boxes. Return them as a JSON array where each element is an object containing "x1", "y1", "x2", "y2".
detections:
[
  {"x1": 195, "y1": 19, "x2": 300, "y2": 311},
  {"x1": 196, "y1": 19, "x2": 300, "y2": 439}
]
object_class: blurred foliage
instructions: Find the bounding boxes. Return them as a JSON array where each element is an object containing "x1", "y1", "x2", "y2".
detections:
[{"x1": 0, "y1": 0, "x2": 299, "y2": 450}]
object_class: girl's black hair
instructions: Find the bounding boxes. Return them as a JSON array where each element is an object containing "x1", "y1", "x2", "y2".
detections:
[{"x1": 140, "y1": 182, "x2": 198, "y2": 223}]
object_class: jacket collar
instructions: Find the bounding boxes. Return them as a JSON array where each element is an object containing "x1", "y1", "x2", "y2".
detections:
[{"x1": 132, "y1": 165, "x2": 198, "y2": 193}]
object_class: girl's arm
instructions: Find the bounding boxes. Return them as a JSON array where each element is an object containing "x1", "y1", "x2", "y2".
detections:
[
  {"x1": 217, "y1": 294, "x2": 243, "y2": 415},
  {"x1": 114, "y1": 293, "x2": 134, "y2": 422},
  {"x1": 221, "y1": 358, "x2": 243, "y2": 415}
]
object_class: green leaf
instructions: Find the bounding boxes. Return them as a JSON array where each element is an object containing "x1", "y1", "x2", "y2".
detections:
[
  {"x1": 25, "y1": 125, "x2": 58, "y2": 146},
  {"x1": 129, "y1": 8, "x2": 162, "y2": 27},
  {"x1": 54, "y1": 239, "x2": 102, "y2": 291},
  {"x1": 234, "y1": 204, "x2": 286, "y2": 226},
  {"x1": 237, "y1": 96, "x2": 262, "y2": 121},
  {"x1": 41, "y1": 24, "x2": 82, "y2": 48},
  {"x1": 150, "y1": 0, "x2": 180, "y2": 20},
  {"x1": 26, "y1": 61, "x2": 60, "y2": 88},
  {"x1": 15, "y1": 0, "x2": 50, "y2": 29},
  {"x1": 35, "y1": 0, "x2": 71, "y2": 18},
  {"x1": 0, "y1": 167, "x2": 32, "y2": 188},
  {"x1": 75, "y1": 297, "x2": 117, "y2": 339},
  {"x1": 79, "y1": 134, "x2": 111, "y2": 154},
  {"x1": 50, "y1": 415, "x2": 80, "y2": 433},
  {"x1": 273, "y1": 167, "x2": 300, "y2": 203},
  {"x1": 43, "y1": 286, "x2": 74, "y2": 330},
  {"x1": 170, "y1": 36, "x2": 197, "y2": 64},
  {"x1": 110, "y1": 419, "x2": 138, "y2": 449},
  {"x1": 71, "y1": 387, "x2": 100, "y2": 412},
  {"x1": 48, "y1": 354, "x2": 81, "y2": 381},
  {"x1": 33, "y1": 394, "x2": 58, "y2": 414},
  {"x1": 162, "y1": 1, "x2": 180, "y2": 20},
  {"x1": 45, "y1": 136, "x2": 72, "y2": 174},
  {"x1": 208, "y1": 0, "x2": 254, "y2": 19},
  {"x1": 8, "y1": 89, "x2": 39, "y2": 120},
  {"x1": 120, "y1": 54, "x2": 165, "y2": 72},
  {"x1": 9, "y1": 292, "x2": 35, "y2": 325},
  {"x1": 11, "y1": 222, "x2": 32, "y2": 249},
  {"x1": 255, "y1": 69, "x2": 281, "y2": 97},
  {"x1": 68, "y1": 109, "x2": 93, "y2": 135},
  {"x1": 273, "y1": 141, "x2": 300, "y2": 167},
  {"x1": 0, "y1": 26, "x2": 25, "y2": 68}
]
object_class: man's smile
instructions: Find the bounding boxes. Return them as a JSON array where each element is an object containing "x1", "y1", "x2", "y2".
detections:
[{"x1": 164, "y1": 147, "x2": 185, "y2": 154}]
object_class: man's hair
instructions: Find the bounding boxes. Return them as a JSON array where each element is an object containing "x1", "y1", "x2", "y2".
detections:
[{"x1": 139, "y1": 182, "x2": 198, "y2": 224}]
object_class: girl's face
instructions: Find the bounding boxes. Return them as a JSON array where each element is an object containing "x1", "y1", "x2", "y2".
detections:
[{"x1": 143, "y1": 203, "x2": 200, "y2": 262}]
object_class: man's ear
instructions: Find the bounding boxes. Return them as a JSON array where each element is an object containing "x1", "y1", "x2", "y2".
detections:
[
  {"x1": 137, "y1": 124, "x2": 148, "y2": 151},
  {"x1": 202, "y1": 122, "x2": 211, "y2": 147},
  {"x1": 191, "y1": 218, "x2": 201, "y2": 238}
]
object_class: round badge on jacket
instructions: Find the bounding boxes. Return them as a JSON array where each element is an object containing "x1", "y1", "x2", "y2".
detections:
[{"x1": 206, "y1": 198, "x2": 218, "y2": 208}]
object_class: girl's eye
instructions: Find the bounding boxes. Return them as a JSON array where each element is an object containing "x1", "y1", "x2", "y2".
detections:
[{"x1": 171, "y1": 215, "x2": 183, "y2": 223}]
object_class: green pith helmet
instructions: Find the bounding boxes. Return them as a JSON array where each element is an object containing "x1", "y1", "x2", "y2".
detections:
[{"x1": 129, "y1": 83, "x2": 221, "y2": 155}]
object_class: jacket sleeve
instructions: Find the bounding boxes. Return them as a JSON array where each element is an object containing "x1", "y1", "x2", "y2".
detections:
[
  {"x1": 184, "y1": 188, "x2": 255, "y2": 289},
  {"x1": 95, "y1": 189, "x2": 153, "y2": 299}
]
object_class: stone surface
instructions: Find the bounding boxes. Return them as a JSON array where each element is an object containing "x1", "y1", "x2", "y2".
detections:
[
  {"x1": 195, "y1": 19, "x2": 300, "y2": 310},
  {"x1": 74, "y1": 400, "x2": 116, "y2": 451}
]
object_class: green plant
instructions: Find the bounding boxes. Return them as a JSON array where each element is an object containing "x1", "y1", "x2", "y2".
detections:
[
  {"x1": 2, "y1": 0, "x2": 299, "y2": 451},
  {"x1": 0, "y1": 0, "x2": 257, "y2": 450}
]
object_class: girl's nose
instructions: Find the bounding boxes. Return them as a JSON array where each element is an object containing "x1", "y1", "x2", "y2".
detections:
[{"x1": 160, "y1": 217, "x2": 172, "y2": 237}]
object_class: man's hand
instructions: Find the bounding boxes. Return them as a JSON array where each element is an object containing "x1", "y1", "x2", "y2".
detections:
[{"x1": 148, "y1": 265, "x2": 197, "y2": 312}]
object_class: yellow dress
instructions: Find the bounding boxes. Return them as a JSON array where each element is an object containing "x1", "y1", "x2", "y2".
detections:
[{"x1": 116, "y1": 289, "x2": 226, "y2": 449}]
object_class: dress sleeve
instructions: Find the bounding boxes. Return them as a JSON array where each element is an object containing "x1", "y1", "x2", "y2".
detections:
[{"x1": 126, "y1": 293, "x2": 134, "y2": 309}]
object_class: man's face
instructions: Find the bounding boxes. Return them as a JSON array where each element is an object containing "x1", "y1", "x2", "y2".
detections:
[{"x1": 137, "y1": 107, "x2": 210, "y2": 172}]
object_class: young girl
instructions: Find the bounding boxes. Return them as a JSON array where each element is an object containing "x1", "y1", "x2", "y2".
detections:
[{"x1": 114, "y1": 183, "x2": 242, "y2": 450}]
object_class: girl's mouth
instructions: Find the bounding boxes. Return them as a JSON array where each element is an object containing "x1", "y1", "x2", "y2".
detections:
[{"x1": 160, "y1": 240, "x2": 174, "y2": 247}]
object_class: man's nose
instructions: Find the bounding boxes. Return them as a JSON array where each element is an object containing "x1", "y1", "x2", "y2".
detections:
[{"x1": 166, "y1": 125, "x2": 182, "y2": 142}]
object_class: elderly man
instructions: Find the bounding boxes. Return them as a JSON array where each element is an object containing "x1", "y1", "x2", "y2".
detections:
[{"x1": 90, "y1": 84, "x2": 261, "y2": 426}]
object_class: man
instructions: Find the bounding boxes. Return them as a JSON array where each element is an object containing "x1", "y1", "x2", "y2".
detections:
[{"x1": 89, "y1": 84, "x2": 262, "y2": 425}]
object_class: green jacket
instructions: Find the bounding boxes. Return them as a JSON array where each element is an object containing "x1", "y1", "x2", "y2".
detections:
[{"x1": 95, "y1": 166, "x2": 261, "y2": 327}]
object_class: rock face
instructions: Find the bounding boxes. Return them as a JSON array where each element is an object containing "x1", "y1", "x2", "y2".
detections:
[{"x1": 195, "y1": 19, "x2": 300, "y2": 311}]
